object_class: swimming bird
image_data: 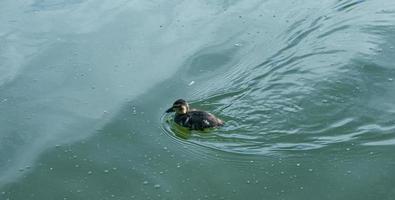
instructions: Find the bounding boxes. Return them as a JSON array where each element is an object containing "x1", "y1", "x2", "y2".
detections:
[{"x1": 165, "y1": 99, "x2": 224, "y2": 130}]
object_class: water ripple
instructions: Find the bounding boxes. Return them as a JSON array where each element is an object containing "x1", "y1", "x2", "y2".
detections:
[{"x1": 161, "y1": 0, "x2": 395, "y2": 156}]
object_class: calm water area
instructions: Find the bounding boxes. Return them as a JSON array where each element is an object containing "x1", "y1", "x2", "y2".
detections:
[{"x1": 1, "y1": 0, "x2": 395, "y2": 199}]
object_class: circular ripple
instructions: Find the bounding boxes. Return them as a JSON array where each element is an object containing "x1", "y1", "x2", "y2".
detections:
[{"x1": 160, "y1": 0, "x2": 395, "y2": 156}]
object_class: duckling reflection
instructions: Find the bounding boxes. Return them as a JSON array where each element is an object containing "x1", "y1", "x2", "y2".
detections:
[{"x1": 165, "y1": 99, "x2": 224, "y2": 130}]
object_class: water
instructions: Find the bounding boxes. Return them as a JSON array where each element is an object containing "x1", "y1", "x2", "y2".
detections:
[{"x1": 1, "y1": 0, "x2": 395, "y2": 199}]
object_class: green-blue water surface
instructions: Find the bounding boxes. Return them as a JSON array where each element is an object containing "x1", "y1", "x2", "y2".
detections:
[{"x1": 1, "y1": 0, "x2": 395, "y2": 199}]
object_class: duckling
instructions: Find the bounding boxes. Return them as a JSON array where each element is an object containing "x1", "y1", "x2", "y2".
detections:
[{"x1": 165, "y1": 99, "x2": 224, "y2": 130}]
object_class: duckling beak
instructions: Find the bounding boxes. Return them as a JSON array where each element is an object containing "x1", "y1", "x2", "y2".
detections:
[{"x1": 165, "y1": 107, "x2": 175, "y2": 113}]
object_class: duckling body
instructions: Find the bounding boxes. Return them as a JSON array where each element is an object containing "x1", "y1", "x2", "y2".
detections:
[{"x1": 166, "y1": 99, "x2": 224, "y2": 130}]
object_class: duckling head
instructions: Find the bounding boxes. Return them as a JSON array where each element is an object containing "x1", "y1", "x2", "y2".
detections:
[{"x1": 166, "y1": 99, "x2": 189, "y2": 114}]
